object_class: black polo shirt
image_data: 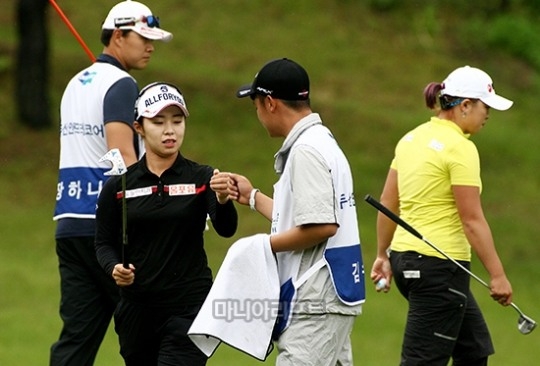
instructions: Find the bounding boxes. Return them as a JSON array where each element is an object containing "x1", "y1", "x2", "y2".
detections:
[{"x1": 95, "y1": 153, "x2": 238, "y2": 307}]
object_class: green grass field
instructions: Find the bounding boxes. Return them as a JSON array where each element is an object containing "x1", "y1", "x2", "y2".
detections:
[{"x1": 1, "y1": 1, "x2": 539, "y2": 364}]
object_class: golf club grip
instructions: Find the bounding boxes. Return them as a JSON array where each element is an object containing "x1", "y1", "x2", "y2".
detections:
[
  {"x1": 122, "y1": 243, "x2": 129, "y2": 269},
  {"x1": 364, "y1": 195, "x2": 423, "y2": 240}
]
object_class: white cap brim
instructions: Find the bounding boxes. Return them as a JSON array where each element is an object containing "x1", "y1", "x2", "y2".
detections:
[
  {"x1": 138, "y1": 101, "x2": 189, "y2": 119},
  {"x1": 136, "y1": 83, "x2": 189, "y2": 119},
  {"x1": 481, "y1": 94, "x2": 513, "y2": 111},
  {"x1": 128, "y1": 25, "x2": 173, "y2": 42}
]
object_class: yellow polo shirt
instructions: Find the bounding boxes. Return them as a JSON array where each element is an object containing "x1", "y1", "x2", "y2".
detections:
[{"x1": 390, "y1": 117, "x2": 482, "y2": 261}]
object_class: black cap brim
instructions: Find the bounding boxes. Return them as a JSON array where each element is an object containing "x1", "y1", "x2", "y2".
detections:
[{"x1": 236, "y1": 84, "x2": 254, "y2": 98}]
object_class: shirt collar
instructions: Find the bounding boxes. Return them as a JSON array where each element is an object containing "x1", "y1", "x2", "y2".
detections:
[
  {"x1": 274, "y1": 113, "x2": 322, "y2": 174},
  {"x1": 95, "y1": 53, "x2": 126, "y2": 71},
  {"x1": 430, "y1": 116, "x2": 471, "y2": 139},
  {"x1": 134, "y1": 153, "x2": 187, "y2": 178}
]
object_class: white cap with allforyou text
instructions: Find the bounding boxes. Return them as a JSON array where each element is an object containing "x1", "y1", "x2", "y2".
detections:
[
  {"x1": 102, "y1": 0, "x2": 172, "y2": 42},
  {"x1": 136, "y1": 83, "x2": 189, "y2": 120},
  {"x1": 441, "y1": 66, "x2": 513, "y2": 111}
]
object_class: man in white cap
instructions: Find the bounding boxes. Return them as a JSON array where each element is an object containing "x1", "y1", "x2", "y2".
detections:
[{"x1": 50, "y1": 2, "x2": 172, "y2": 365}]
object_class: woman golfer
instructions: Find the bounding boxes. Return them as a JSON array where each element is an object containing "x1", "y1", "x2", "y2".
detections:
[
  {"x1": 95, "y1": 82, "x2": 238, "y2": 365},
  {"x1": 370, "y1": 66, "x2": 514, "y2": 366}
]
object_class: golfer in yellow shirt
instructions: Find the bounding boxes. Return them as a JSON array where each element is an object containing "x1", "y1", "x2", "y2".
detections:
[{"x1": 371, "y1": 66, "x2": 514, "y2": 366}]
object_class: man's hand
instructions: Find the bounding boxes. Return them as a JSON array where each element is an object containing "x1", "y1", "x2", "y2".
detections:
[{"x1": 228, "y1": 173, "x2": 253, "y2": 206}]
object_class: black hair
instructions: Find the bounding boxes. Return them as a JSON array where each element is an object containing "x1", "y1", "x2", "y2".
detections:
[
  {"x1": 100, "y1": 29, "x2": 132, "y2": 46},
  {"x1": 439, "y1": 95, "x2": 464, "y2": 110},
  {"x1": 282, "y1": 99, "x2": 311, "y2": 110},
  {"x1": 254, "y1": 94, "x2": 311, "y2": 110}
]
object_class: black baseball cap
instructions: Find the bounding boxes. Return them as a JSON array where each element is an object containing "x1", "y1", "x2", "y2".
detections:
[{"x1": 236, "y1": 58, "x2": 310, "y2": 101}]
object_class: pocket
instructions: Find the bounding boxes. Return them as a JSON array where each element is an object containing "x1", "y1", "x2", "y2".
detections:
[
  {"x1": 393, "y1": 252, "x2": 458, "y2": 294},
  {"x1": 390, "y1": 251, "x2": 423, "y2": 297},
  {"x1": 432, "y1": 287, "x2": 468, "y2": 343}
]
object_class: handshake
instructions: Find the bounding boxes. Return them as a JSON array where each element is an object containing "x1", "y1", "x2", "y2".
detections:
[{"x1": 210, "y1": 169, "x2": 256, "y2": 208}]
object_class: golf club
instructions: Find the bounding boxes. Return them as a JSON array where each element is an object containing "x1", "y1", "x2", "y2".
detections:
[
  {"x1": 99, "y1": 149, "x2": 129, "y2": 269},
  {"x1": 364, "y1": 194, "x2": 536, "y2": 335},
  {"x1": 49, "y1": 0, "x2": 96, "y2": 62}
]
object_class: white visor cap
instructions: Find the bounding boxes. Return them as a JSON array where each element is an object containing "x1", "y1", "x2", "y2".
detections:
[{"x1": 136, "y1": 83, "x2": 189, "y2": 120}]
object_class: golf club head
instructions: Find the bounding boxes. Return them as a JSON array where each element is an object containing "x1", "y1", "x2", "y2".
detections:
[
  {"x1": 517, "y1": 314, "x2": 536, "y2": 334},
  {"x1": 99, "y1": 148, "x2": 127, "y2": 176}
]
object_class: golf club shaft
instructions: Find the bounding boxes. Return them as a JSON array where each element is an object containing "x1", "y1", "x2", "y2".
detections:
[
  {"x1": 121, "y1": 174, "x2": 128, "y2": 268},
  {"x1": 365, "y1": 194, "x2": 536, "y2": 333},
  {"x1": 364, "y1": 194, "x2": 507, "y2": 300},
  {"x1": 49, "y1": 0, "x2": 96, "y2": 62}
]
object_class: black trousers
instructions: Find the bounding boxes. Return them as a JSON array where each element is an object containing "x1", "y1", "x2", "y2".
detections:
[
  {"x1": 50, "y1": 236, "x2": 120, "y2": 366},
  {"x1": 390, "y1": 251, "x2": 494, "y2": 366},
  {"x1": 115, "y1": 300, "x2": 207, "y2": 366}
]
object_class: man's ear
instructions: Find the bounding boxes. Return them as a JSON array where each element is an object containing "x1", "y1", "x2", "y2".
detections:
[
  {"x1": 266, "y1": 95, "x2": 276, "y2": 111},
  {"x1": 111, "y1": 28, "x2": 125, "y2": 45}
]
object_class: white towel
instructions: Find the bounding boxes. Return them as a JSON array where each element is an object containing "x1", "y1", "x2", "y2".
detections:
[{"x1": 188, "y1": 233, "x2": 279, "y2": 361}]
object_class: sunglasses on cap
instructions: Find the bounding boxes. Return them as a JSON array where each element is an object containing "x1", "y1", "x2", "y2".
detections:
[{"x1": 114, "y1": 15, "x2": 161, "y2": 28}]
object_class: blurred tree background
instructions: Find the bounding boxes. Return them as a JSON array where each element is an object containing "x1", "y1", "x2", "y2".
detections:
[
  {"x1": 16, "y1": 0, "x2": 50, "y2": 129},
  {"x1": 11, "y1": 0, "x2": 540, "y2": 130}
]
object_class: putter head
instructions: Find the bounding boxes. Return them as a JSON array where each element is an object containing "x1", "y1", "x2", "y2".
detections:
[
  {"x1": 517, "y1": 314, "x2": 536, "y2": 335},
  {"x1": 99, "y1": 148, "x2": 127, "y2": 176}
]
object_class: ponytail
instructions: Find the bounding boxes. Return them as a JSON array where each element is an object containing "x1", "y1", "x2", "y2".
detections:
[{"x1": 423, "y1": 82, "x2": 443, "y2": 109}]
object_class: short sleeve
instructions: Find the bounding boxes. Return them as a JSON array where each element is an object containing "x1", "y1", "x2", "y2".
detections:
[
  {"x1": 289, "y1": 146, "x2": 337, "y2": 226},
  {"x1": 103, "y1": 77, "x2": 139, "y2": 126},
  {"x1": 447, "y1": 140, "x2": 482, "y2": 189}
]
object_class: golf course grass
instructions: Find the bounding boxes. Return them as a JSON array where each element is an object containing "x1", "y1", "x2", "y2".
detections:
[{"x1": 0, "y1": 1, "x2": 539, "y2": 364}]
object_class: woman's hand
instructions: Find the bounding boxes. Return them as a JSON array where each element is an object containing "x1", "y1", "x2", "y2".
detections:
[
  {"x1": 210, "y1": 169, "x2": 238, "y2": 204},
  {"x1": 371, "y1": 256, "x2": 392, "y2": 293},
  {"x1": 490, "y1": 275, "x2": 513, "y2": 306},
  {"x1": 112, "y1": 263, "x2": 135, "y2": 287}
]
